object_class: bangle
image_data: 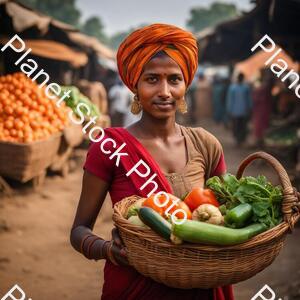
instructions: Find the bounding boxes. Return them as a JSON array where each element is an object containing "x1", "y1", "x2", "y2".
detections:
[
  {"x1": 80, "y1": 234, "x2": 94, "y2": 254},
  {"x1": 83, "y1": 236, "x2": 100, "y2": 259},
  {"x1": 87, "y1": 237, "x2": 102, "y2": 259},
  {"x1": 99, "y1": 240, "x2": 109, "y2": 259}
]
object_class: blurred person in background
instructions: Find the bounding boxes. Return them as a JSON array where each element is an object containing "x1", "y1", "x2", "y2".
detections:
[
  {"x1": 251, "y1": 70, "x2": 273, "y2": 147},
  {"x1": 277, "y1": 78, "x2": 297, "y2": 118},
  {"x1": 194, "y1": 72, "x2": 212, "y2": 122},
  {"x1": 185, "y1": 73, "x2": 198, "y2": 125},
  {"x1": 226, "y1": 72, "x2": 252, "y2": 146},
  {"x1": 77, "y1": 79, "x2": 108, "y2": 115},
  {"x1": 109, "y1": 79, "x2": 140, "y2": 127},
  {"x1": 222, "y1": 77, "x2": 231, "y2": 128},
  {"x1": 212, "y1": 74, "x2": 228, "y2": 126}
]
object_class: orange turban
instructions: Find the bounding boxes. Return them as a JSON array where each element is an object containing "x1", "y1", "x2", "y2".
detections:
[{"x1": 117, "y1": 23, "x2": 198, "y2": 92}]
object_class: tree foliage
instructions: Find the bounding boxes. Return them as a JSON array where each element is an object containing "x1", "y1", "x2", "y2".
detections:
[
  {"x1": 18, "y1": 0, "x2": 81, "y2": 27},
  {"x1": 109, "y1": 23, "x2": 149, "y2": 50},
  {"x1": 187, "y1": 2, "x2": 239, "y2": 33},
  {"x1": 18, "y1": 0, "x2": 109, "y2": 43},
  {"x1": 81, "y1": 17, "x2": 108, "y2": 43},
  {"x1": 109, "y1": 31, "x2": 130, "y2": 50}
]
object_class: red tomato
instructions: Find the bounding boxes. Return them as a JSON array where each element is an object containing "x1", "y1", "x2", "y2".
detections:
[
  {"x1": 168, "y1": 201, "x2": 192, "y2": 220},
  {"x1": 184, "y1": 187, "x2": 220, "y2": 212}
]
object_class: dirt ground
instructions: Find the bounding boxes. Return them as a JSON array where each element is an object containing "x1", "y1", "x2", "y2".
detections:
[{"x1": 0, "y1": 119, "x2": 299, "y2": 300}]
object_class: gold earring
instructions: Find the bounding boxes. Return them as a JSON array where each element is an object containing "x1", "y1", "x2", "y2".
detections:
[
  {"x1": 178, "y1": 98, "x2": 187, "y2": 114},
  {"x1": 131, "y1": 94, "x2": 142, "y2": 114}
]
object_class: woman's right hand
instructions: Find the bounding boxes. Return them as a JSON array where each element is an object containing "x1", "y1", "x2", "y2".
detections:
[{"x1": 106, "y1": 228, "x2": 129, "y2": 266}]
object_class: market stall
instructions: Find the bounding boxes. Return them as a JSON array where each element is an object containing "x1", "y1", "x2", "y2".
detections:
[
  {"x1": 0, "y1": 69, "x2": 115, "y2": 192},
  {"x1": 196, "y1": 0, "x2": 300, "y2": 185},
  {"x1": 0, "y1": 72, "x2": 75, "y2": 191},
  {"x1": 0, "y1": 0, "x2": 115, "y2": 192},
  {"x1": 0, "y1": 0, "x2": 113, "y2": 121},
  {"x1": 196, "y1": 0, "x2": 300, "y2": 64}
]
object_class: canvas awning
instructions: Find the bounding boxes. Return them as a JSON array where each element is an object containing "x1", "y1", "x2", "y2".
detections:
[
  {"x1": 0, "y1": 38, "x2": 88, "y2": 67},
  {"x1": 1, "y1": 0, "x2": 50, "y2": 34},
  {"x1": 0, "y1": 0, "x2": 76, "y2": 33},
  {"x1": 235, "y1": 47, "x2": 299, "y2": 81},
  {"x1": 67, "y1": 32, "x2": 115, "y2": 60},
  {"x1": 0, "y1": 0, "x2": 115, "y2": 61}
]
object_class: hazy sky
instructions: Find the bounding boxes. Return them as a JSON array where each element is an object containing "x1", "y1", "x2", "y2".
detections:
[{"x1": 77, "y1": 0, "x2": 254, "y2": 35}]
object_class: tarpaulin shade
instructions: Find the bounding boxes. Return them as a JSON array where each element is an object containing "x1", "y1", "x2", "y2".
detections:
[
  {"x1": 235, "y1": 47, "x2": 299, "y2": 81},
  {"x1": 67, "y1": 32, "x2": 115, "y2": 60},
  {"x1": 0, "y1": 0, "x2": 115, "y2": 61},
  {"x1": 0, "y1": 38, "x2": 88, "y2": 67}
]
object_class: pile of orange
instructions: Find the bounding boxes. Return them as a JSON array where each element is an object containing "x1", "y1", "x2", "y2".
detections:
[{"x1": 0, "y1": 72, "x2": 70, "y2": 143}]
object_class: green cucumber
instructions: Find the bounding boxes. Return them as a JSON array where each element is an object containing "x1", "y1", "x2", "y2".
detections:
[
  {"x1": 138, "y1": 207, "x2": 171, "y2": 241},
  {"x1": 172, "y1": 220, "x2": 267, "y2": 246},
  {"x1": 224, "y1": 203, "x2": 253, "y2": 228}
]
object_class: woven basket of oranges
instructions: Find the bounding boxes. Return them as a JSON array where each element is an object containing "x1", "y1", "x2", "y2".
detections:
[{"x1": 0, "y1": 72, "x2": 70, "y2": 182}]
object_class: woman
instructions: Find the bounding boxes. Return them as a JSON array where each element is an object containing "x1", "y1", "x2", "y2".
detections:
[{"x1": 70, "y1": 24, "x2": 234, "y2": 300}]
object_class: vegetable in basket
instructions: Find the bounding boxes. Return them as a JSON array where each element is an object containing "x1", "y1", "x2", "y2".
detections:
[
  {"x1": 127, "y1": 198, "x2": 145, "y2": 218},
  {"x1": 172, "y1": 220, "x2": 267, "y2": 246},
  {"x1": 184, "y1": 187, "x2": 220, "y2": 212},
  {"x1": 138, "y1": 207, "x2": 171, "y2": 240},
  {"x1": 206, "y1": 174, "x2": 283, "y2": 229},
  {"x1": 142, "y1": 194, "x2": 164, "y2": 215},
  {"x1": 224, "y1": 203, "x2": 253, "y2": 228},
  {"x1": 142, "y1": 193, "x2": 192, "y2": 220},
  {"x1": 128, "y1": 215, "x2": 148, "y2": 228},
  {"x1": 174, "y1": 201, "x2": 192, "y2": 220},
  {"x1": 192, "y1": 204, "x2": 224, "y2": 225}
]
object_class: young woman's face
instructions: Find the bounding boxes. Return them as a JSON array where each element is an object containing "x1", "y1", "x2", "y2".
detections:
[{"x1": 136, "y1": 54, "x2": 186, "y2": 119}]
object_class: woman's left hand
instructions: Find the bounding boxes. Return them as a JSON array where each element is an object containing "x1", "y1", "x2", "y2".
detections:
[{"x1": 107, "y1": 228, "x2": 130, "y2": 266}]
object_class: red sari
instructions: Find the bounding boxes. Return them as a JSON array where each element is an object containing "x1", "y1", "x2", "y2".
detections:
[{"x1": 84, "y1": 127, "x2": 234, "y2": 300}]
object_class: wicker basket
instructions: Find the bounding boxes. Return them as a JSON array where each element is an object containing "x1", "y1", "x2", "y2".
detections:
[
  {"x1": 62, "y1": 123, "x2": 83, "y2": 148},
  {"x1": 49, "y1": 124, "x2": 83, "y2": 177},
  {"x1": 113, "y1": 151, "x2": 300, "y2": 289},
  {"x1": 0, "y1": 133, "x2": 61, "y2": 182}
]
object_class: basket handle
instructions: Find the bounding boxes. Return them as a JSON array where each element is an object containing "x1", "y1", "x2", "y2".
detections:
[{"x1": 236, "y1": 151, "x2": 300, "y2": 231}]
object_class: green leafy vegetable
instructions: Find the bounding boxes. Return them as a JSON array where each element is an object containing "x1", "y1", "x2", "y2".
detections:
[
  {"x1": 60, "y1": 86, "x2": 101, "y2": 118},
  {"x1": 206, "y1": 174, "x2": 283, "y2": 229},
  {"x1": 127, "y1": 198, "x2": 145, "y2": 219}
]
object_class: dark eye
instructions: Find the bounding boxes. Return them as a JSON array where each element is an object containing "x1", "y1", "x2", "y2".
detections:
[
  {"x1": 169, "y1": 75, "x2": 182, "y2": 84},
  {"x1": 146, "y1": 76, "x2": 158, "y2": 83}
]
